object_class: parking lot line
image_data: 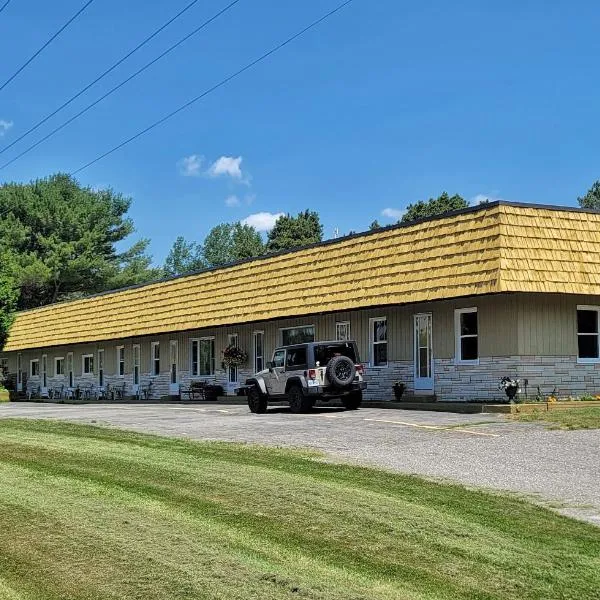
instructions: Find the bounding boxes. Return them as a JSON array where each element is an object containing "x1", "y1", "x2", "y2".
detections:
[{"x1": 363, "y1": 418, "x2": 500, "y2": 437}]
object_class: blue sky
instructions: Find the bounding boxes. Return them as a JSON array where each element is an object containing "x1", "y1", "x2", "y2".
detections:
[{"x1": 1, "y1": 0, "x2": 599, "y2": 264}]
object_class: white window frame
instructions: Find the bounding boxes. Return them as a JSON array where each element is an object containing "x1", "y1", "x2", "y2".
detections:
[
  {"x1": 82, "y1": 354, "x2": 95, "y2": 375},
  {"x1": 54, "y1": 357, "x2": 65, "y2": 377},
  {"x1": 132, "y1": 344, "x2": 141, "y2": 386},
  {"x1": 151, "y1": 342, "x2": 160, "y2": 376},
  {"x1": 369, "y1": 317, "x2": 388, "y2": 368},
  {"x1": 198, "y1": 337, "x2": 215, "y2": 377},
  {"x1": 41, "y1": 354, "x2": 48, "y2": 388},
  {"x1": 577, "y1": 305, "x2": 600, "y2": 364},
  {"x1": 336, "y1": 321, "x2": 351, "y2": 341},
  {"x1": 30, "y1": 359, "x2": 40, "y2": 377},
  {"x1": 67, "y1": 352, "x2": 74, "y2": 388},
  {"x1": 279, "y1": 325, "x2": 315, "y2": 346},
  {"x1": 454, "y1": 307, "x2": 479, "y2": 365},
  {"x1": 98, "y1": 349, "x2": 105, "y2": 387},
  {"x1": 253, "y1": 331, "x2": 265, "y2": 372},
  {"x1": 117, "y1": 346, "x2": 125, "y2": 377},
  {"x1": 17, "y1": 353, "x2": 22, "y2": 387}
]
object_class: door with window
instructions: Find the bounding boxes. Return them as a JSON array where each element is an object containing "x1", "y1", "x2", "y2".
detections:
[
  {"x1": 253, "y1": 331, "x2": 264, "y2": 372},
  {"x1": 67, "y1": 353, "x2": 74, "y2": 388},
  {"x1": 132, "y1": 345, "x2": 140, "y2": 393},
  {"x1": 41, "y1": 355, "x2": 48, "y2": 394},
  {"x1": 227, "y1": 334, "x2": 238, "y2": 386},
  {"x1": 169, "y1": 341, "x2": 179, "y2": 395},
  {"x1": 414, "y1": 313, "x2": 433, "y2": 393},
  {"x1": 98, "y1": 349, "x2": 105, "y2": 387},
  {"x1": 265, "y1": 349, "x2": 286, "y2": 396}
]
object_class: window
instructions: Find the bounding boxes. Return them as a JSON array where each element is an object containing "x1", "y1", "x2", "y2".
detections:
[
  {"x1": 253, "y1": 331, "x2": 264, "y2": 372},
  {"x1": 67, "y1": 353, "x2": 74, "y2": 387},
  {"x1": 98, "y1": 350, "x2": 105, "y2": 387},
  {"x1": 314, "y1": 342, "x2": 358, "y2": 367},
  {"x1": 151, "y1": 342, "x2": 160, "y2": 376},
  {"x1": 191, "y1": 338, "x2": 215, "y2": 376},
  {"x1": 30, "y1": 359, "x2": 40, "y2": 377},
  {"x1": 117, "y1": 346, "x2": 125, "y2": 377},
  {"x1": 280, "y1": 325, "x2": 315, "y2": 346},
  {"x1": 133, "y1": 345, "x2": 140, "y2": 385},
  {"x1": 55, "y1": 357, "x2": 65, "y2": 376},
  {"x1": 370, "y1": 317, "x2": 388, "y2": 367},
  {"x1": 455, "y1": 308, "x2": 479, "y2": 363},
  {"x1": 41, "y1": 355, "x2": 48, "y2": 387},
  {"x1": 336, "y1": 322, "x2": 351, "y2": 341},
  {"x1": 199, "y1": 338, "x2": 215, "y2": 376},
  {"x1": 577, "y1": 306, "x2": 600, "y2": 361},
  {"x1": 272, "y1": 349, "x2": 285, "y2": 368},
  {"x1": 82, "y1": 354, "x2": 94, "y2": 375},
  {"x1": 286, "y1": 347, "x2": 307, "y2": 369},
  {"x1": 170, "y1": 341, "x2": 178, "y2": 384}
]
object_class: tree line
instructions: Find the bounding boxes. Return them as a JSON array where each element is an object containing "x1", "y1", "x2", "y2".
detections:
[{"x1": 1, "y1": 173, "x2": 600, "y2": 348}]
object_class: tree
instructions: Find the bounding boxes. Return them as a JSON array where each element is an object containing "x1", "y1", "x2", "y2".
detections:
[
  {"x1": 400, "y1": 192, "x2": 469, "y2": 224},
  {"x1": 369, "y1": 220, "x2": 381, "y2": 230},
  {"x1": 0, "y1": 265, "x2": 17, "y2": 350},
  {"x1": 0, "y1": 173, "x2": 158, "y2": 309},
  {"x1": 202, "y1": 222, "x2": 264, "y2": 267},
  {"x1": 578, "y1": 180, "x2": 600, "y2": 210},
  {"x1": 266, "y1": 210, "x2": 323, "y2": 253},
  {"x1": 164, "y1": 237, "x2": 205, "y2": 276}
]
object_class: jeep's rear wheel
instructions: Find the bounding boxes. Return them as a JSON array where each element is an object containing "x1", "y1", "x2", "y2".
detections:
[
  {"x1": 247, "y1": 386, "x2": 267, "y2": 414},
  {"x1": 342, "y1": 390, "x2": 362, "y2": 410},
  {"x1": 288, "y1": 385, "x2": 312, "y2": 413}
]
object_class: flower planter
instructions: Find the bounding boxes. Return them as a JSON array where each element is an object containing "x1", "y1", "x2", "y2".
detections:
[
  {"x1": 392, "y1": 383, "x2": 406, "y2": 401},
  {"x1": 0, "y1": 389, "x2": 10, "y2": 403}
]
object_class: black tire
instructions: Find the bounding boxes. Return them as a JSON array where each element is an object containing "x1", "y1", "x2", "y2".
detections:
[
  {"x1": 326, "y1": 355, "x2": 356, "y2": 388},
  {"x1": 342, "y1": 390, "x2": 362, "y2": 410},
  {"x1": 247, "y1": 386, "x2": 267, "y2": 414},
  {"x1": 288, "y1": 385, "x2": 312, "y2": 413}
]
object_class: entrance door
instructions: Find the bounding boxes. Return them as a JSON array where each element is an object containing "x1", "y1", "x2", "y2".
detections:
[
  {"x1": 414, "y1": 313, "x2": 434, "y2": 393},
  {"x1": 169, "y1": 341, "x2": 179, "y2": 395},
  {"x1": 132, "y1": 345, "x2": 140, "y2": 394},
  {"x1": 98, "y1": 349, "x2": 105, "y2": 388},
  {"x1": 227, "y1": 334, "x2": 238, "y2": 391}
]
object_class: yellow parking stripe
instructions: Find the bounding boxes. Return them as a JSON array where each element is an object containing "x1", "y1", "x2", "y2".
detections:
[{"x1": 364, "y1": 418, "x2": 500, "y2": 437}]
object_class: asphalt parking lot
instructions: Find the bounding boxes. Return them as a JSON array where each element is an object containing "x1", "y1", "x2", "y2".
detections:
[{"x1": 1, "y1": 401, "x2": 599, "y2": 525}]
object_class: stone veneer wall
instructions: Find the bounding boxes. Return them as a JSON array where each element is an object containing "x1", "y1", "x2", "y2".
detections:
[{"x1": 364, "y1": 356, "x2": 600, "y2": 402}]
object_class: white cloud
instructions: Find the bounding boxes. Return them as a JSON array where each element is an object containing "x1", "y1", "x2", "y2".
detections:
[
  {"x1": 178, "y1": 154, "x2": 203, "y2": 177},
  {"x1": 245, "y1": 193, "x2": 256, "y2": 205},
  {"x1": 0, "y1": 119, "x2": 13, "y2": 137},
  {"x1": 471, "y1": 191, "x2": 502, "y2": 204},
  {"x1": 241, "y1": 211, "x2": 284, "y2": 232},
  {"x1": 381, "y1": 207, "x2": 404, "y2": 219},
  {"x1": 207, "y1": 155, "x2": 243, "y2": 179},
  {"x1": 224, "y1": 194, "x2": 240, "y2": 207}
]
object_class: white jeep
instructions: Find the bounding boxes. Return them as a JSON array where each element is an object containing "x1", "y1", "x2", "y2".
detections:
[{"x1": 243, "y1": 340, "x2": 366, "y2": 413}]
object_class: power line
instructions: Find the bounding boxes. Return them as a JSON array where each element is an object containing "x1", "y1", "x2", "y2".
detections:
[
  {"x1": 70, "y1": 0, "x2": 355, "y2": 176},
  {"x1": 0, "y1": 1, "x2": 12, "y2": 17},
  {"x1": 0, "y1": 0, "x2": 96, "y2": 93},
  {"x1": 0, "y1": 0, "x2": 203, "y2": 157},
  {"x1": 0, "y1": 0, "x2": 243, "y2": 170}
]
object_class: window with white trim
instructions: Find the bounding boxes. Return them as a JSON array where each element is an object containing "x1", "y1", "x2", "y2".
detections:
[
  {"x1": 280, "y1": 325, "x2": 315, "y2": 346},
  {"x1": 253, "y1": 331, "x2": 264, "y2": 372},
  {"x1": 577, "y1": 306, "x2": 600, "y2": 361},
  {"x1": 82, "y1": 354, "x2": 94, "y2": 375},
  {"x1": 336, "y1": 321, "x2": 351, "y2": 341},
  {"x1": 117, "y1": 346, "x2": 125, "y2": 377},
  {"x1": 55, "y1": 357, "x2": 65, "y2": 376},
  {"x1": 190, "y1": 338, "x2": 215, "y2": 376},
  {"x1": 151, "y1": 342, "x2": 160, "y2": 376},
  {"x1": 370, "y1": 317, "x2": 388, "y2": 367},
  {"x1": 455, "y1": 308, "x2": 479, "y2": 363},
  {"x1": 67, "y1": 353, "x2": 74, "y2": 387},
  {"x1": 133, "y1": 345, "x2": 140, "y2": 385},
  {"x1": 30, "y1": 359, "x2": 40, "y2": 377}
]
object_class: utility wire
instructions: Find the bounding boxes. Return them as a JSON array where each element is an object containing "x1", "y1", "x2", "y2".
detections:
[
  {"x1": 0, "y1": 0, "x2": 243, "y2": 170},
  {"x1": 0, "y1": 0, "x2": 203, "y2": 157},
  {"x1": 0, "y1": 0, "x2": 96, "y2": 93},
  {"x1": 70, "y1": 0, "x2": 355, "y2": 175},
  {"x1": 0, "y1": 1, "x2": 12, "y2": 17}
]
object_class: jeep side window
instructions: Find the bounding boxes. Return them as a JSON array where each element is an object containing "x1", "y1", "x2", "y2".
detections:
[
  {"x1": 272, "y1": 350, "x2": 285, "y2": 368},
  {"x1": 286, "y1": 347, "x2": 307, "y2": 369}
]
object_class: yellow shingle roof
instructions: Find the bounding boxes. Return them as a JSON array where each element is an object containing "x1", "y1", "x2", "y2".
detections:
[{"x1": 5, "y1": 202, "x2": 600, "y2": 351}]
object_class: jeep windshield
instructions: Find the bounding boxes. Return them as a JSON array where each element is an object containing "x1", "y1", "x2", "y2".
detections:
[{"x1": 313, "y1": 342, "x2": 358, "y2": 367}]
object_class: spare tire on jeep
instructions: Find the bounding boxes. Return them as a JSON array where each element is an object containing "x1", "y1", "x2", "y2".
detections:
[{"x1": 326, "y1": 355, "x2": 356, "y2": 388}]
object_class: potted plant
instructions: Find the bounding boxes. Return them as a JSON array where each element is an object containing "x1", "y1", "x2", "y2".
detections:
[
  {"x1": 222, "y1": 344, "x2": 248, "y2": 368},
  {"x1": 392, "y1": 381, "x2": 406, "y2": 401},
  {"x1": 499, "y1": 376, "x2": 519, "y2": 402}
]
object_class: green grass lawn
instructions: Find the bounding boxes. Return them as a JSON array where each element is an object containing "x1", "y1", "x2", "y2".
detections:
[
  {"x1": 510, "y1": 406, "x2": 600, "y2": 429},
  {"x1": 0, "y1": 420, "x2": 599, "y2": 600}
]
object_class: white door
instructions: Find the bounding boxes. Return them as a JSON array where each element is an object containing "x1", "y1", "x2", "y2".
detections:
[
  {"x1": 98, "y1": 349, "x2": 105, "y2": 388},
  {"x1": 414, "y1": 313, "x2": 434, "y2": 393},
  {"x1": 132, "y1": 345, "x2": 140, "y2": 393},
  {"x1": 227, "y1": 334, "x2": 238, "y2": 393},
  {"x1": 169, "y1": 341, "x2": 179, "y2": 395}
]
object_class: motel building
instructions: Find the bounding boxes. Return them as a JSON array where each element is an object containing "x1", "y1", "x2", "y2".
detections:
[{"x1": 3, "y1": 201, "x2": 600, "y2": 403}]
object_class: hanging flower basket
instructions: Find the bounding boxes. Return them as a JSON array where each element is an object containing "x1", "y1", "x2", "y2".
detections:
[{"x1": 222, "y1": 344, "x2": 248, "y2": 367}]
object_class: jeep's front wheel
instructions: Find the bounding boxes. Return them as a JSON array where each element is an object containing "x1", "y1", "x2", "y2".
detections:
[
  {"x1": 342, "y1": 390, "x2": 362, "y2": 410},
  {"x1": 288, "y1": 385, "x2": 312, "y2": 413},
  {"x1": 247, "y1": 386, "x2": 267, "y2": 414}
]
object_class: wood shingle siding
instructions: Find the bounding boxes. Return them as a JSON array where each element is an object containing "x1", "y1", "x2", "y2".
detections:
[{"x1": 5, "y1": 202, "x2": 600, "y2": 353}]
